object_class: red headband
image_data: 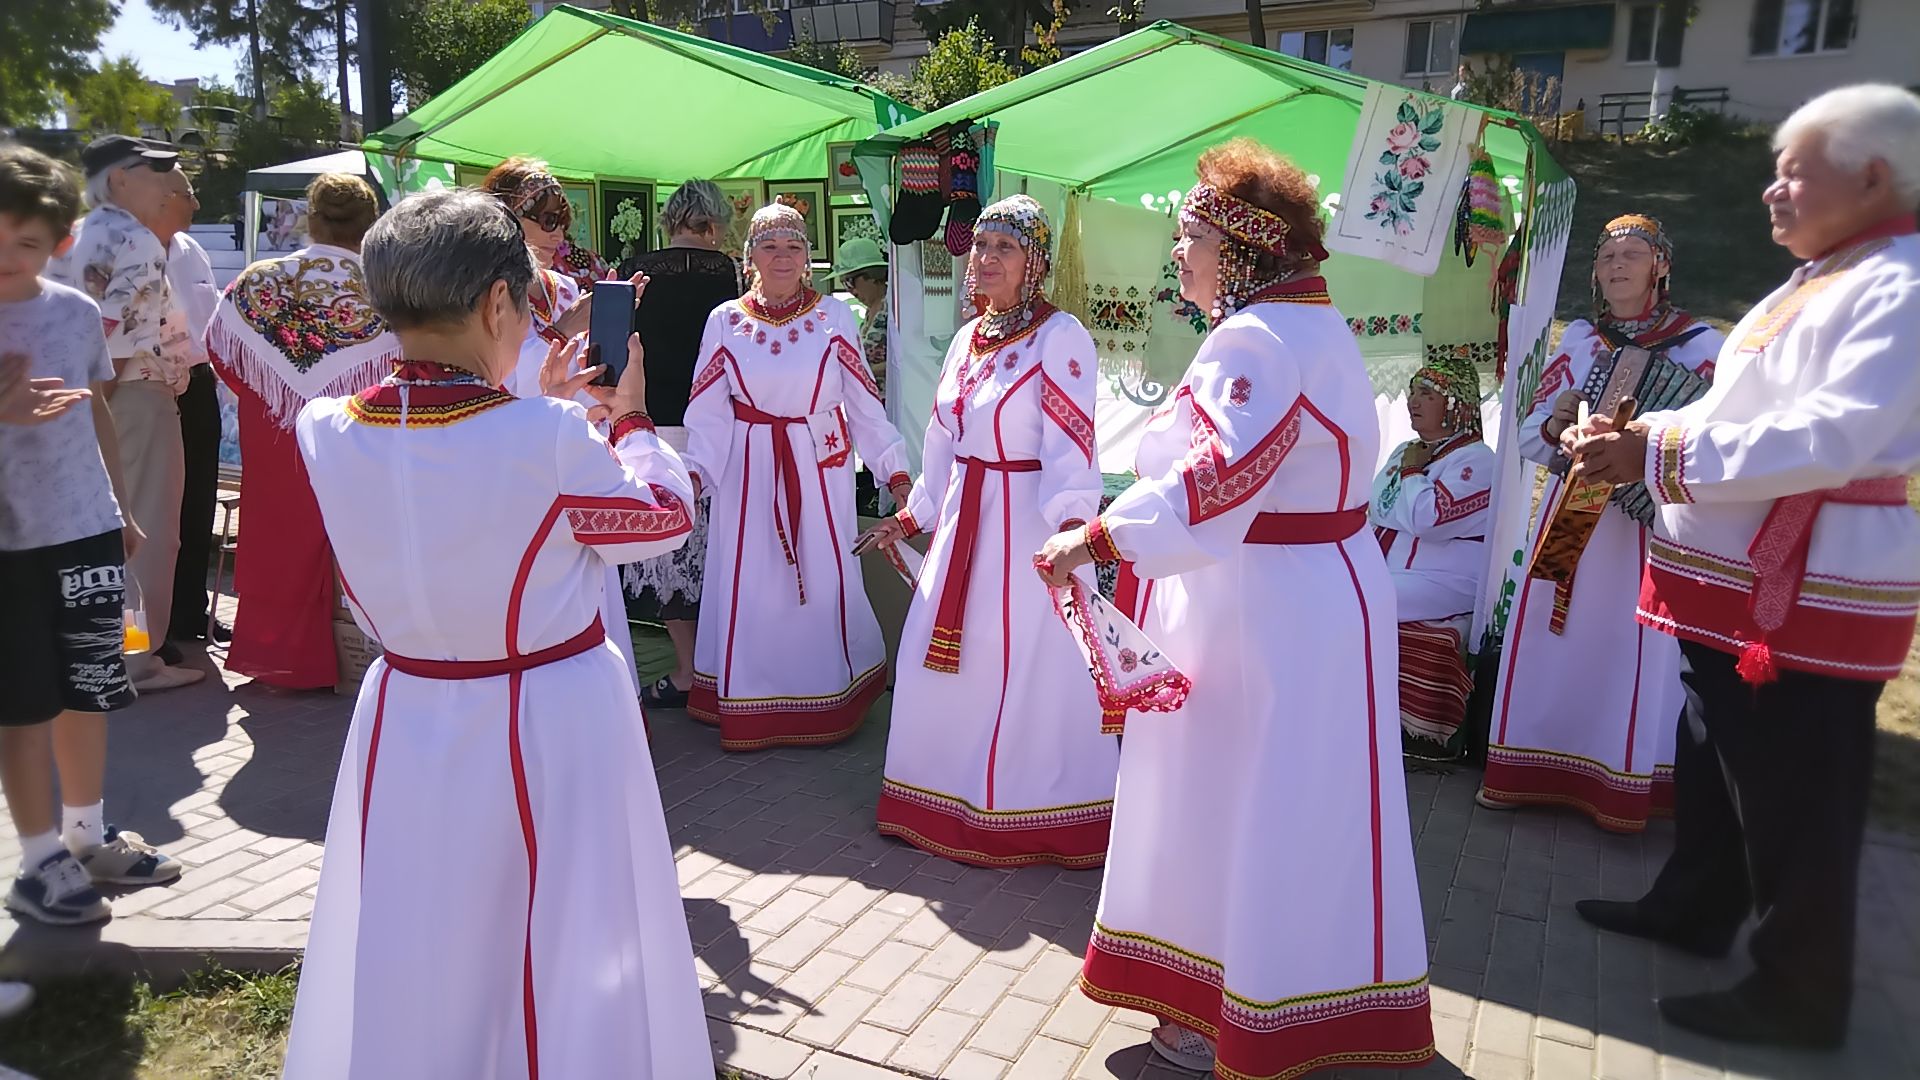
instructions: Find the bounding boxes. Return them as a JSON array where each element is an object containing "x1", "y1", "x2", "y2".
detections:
[{"x1": 1181, "y1": 182, "x2": 1329, "y2": 262}]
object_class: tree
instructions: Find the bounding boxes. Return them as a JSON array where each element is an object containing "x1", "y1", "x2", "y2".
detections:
[
  {"x1": 913, "y1": 0, "x2": 1060, "y2": 59},
  {"x1": 272, "y1": 77, "x2": 341, "y2": 145},
  {"x1": 71, "y1": 56, "x2": 181, "y2": 136},
  {"x1": 785, "y1": 34, "x2": 869, "y2": 81},
  {"x1": 0, "y1": 0, "x2": 116, "y2": 127},
  {"x1": 886, "y1": 19, "x2": 1017, "y2": 112},
  {"x1": 386, "y1": 0, "x2": 530, "y2": 109},
  {"x1": 149, "y1": 0, "x2": 323, "y2": 119},
  {"x1": 1020, "y1": 0, "x2": 1069, "y2": 69}
]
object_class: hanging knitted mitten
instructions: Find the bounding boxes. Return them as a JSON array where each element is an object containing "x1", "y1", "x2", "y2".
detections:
[
  {"x1": 890, "y1": 138, "x2": 945, "y2": 245},
  {"x1": 944, "y1": 127, "x2": 983, "y2": 256}
]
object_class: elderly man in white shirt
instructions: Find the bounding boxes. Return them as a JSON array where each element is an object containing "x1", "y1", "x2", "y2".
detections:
[
  {"x1": 161, "y1": 174, "x2": 229, "y2": 659},
  {"x1": 45, "y1": 136, "x2": 203, "y2": 691}
]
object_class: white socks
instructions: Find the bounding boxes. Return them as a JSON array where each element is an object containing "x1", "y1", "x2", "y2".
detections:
[
  {"x1": 62, "y1": 801, "x2": 105, "y2": 852},
  {"x1": 18, "y1": 830, "x2": 63, "y2": 873}
]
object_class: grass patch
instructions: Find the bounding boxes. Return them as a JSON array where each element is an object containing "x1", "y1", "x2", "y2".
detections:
[{"x1": 0, "y1": 965, "x2": 298, "y2": 1080}]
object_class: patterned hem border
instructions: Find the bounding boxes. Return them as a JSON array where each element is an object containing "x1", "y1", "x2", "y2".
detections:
[
  {"x1": 688, "y1": 666, "x2": 884, "y2": 751},
  {"x1": 1652, "y1": 424, "x2": 1692, "y2": 505},
  {"x1": 1480, "y1": 746, "x2": 1657, "y2": 833},
  {"x1": 1639, "y1": 567, "x2": 1914, "y2": 681},
  {"x1": 876, "y1": 782, "x2": 1111, "y2": 868},
  {"x1": 1079, "y1": 938, "x2": 1434, "y2": 1080}
]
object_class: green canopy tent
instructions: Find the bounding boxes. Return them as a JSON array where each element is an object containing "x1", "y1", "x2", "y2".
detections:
[
  {"x1": 361, "y1": 4, "x2": 915, "y2": 258},
  {"x1": 852, "y1": 22, "x2": 1578, "y2": 649}
]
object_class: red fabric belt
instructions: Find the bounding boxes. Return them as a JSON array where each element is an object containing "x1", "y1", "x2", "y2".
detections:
[
  {"x1": 382, "y1": 617, "x2": 606, "y2": 680},
  {"x1": 733, "y1": 399, "x2": 809, "y2": 604},
  {"x1": 1244, "y1": 506, "x2": 1369, "y2": 545},
  {"x1": 924, "y1": 456, "x2": 1043, "y2": 673},
  {"x1": 1740, "y1": 476, "x2": 1909, "y2": 685}
]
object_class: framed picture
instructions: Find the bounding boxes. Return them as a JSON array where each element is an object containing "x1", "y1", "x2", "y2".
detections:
[
  {"x1": 454, "y1": 164, "x2": 490, "y2": 189},
  {"x1": 597, "y1": 179, "x2": 656, "y2": 265},
  {"x1": 831, "y1": 205, "x2": 883, "y2": 261},
  {"x1": 827, "y1": 141, "x2": 862, "y2": 195},
  {"x1": 557, "y1": 180, "x2": 597, "y2": 253},
  {"x1": 768, "y1": 179, "x2": 829, "y2": 257},
  {"x1": 715, "y1": 178, "x2": 768, "y2": 257}
]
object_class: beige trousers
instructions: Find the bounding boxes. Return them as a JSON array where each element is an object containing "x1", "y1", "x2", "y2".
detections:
[{"x1": 110, "y1": 381, "x2": 185, "y2": 676}]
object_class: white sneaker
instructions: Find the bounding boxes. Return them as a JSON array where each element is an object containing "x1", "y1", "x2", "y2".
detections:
[
  {"x1": 0, "y1": 980, "x2": 32, "y2": 1021},
  {"x1": 132, "y1": 664, "x2": 205, "y2": 693},
  {"x1": 1148, "y1": 1022, "x2": 1216, "y2": 1072},
  {"x1": 1474, "y1": 788, "x2": 1513, "y2": 811}
]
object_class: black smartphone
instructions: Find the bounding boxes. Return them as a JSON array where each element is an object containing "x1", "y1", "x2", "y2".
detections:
[{"x1": 589, "y1": 281, "x2": 636, "y2": 387}]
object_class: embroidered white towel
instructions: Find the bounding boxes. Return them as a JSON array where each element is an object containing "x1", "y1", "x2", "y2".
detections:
[{"x1": 1326, "y1": 87, "x2": 1477, "y2": 276}]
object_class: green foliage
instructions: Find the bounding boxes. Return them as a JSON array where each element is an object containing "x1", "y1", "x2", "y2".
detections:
[
  {"x1": 898, "y1": 18, "x2": 1017, "y2": 112},
  {"x1": 193, "y1": 76, "x2": 249, "y2": 112},
  {"x1": 71, "y1": 56, "x2": 182, "y2": 135},
  {"x1": 786, "y1": 34, "x2": 870, "y2": 81},
  {"x1": 270, "y1": 76, "x2": 340, "y2": 145},
  {"x1": 1637, "y1": 104, "x2": 1743, "y2": 147},
  {"x1": 0, "y1": 0, "x2": 116, "y2": 127},
  {"x1": 913, "y1": 0, "x2": 1063, "y2": 56},
  {"x1": 149, "y1": 0, "x2": 327, "y2": 115},
  {"x1": 1020, "y1": 0, "x2": 1070, "y2": 69},
  {"x1": 387, "y1": 0, "x2": 532, "y2": 109}
]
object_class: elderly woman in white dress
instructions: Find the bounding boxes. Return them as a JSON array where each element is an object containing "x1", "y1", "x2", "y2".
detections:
[
  {"x1": 856, "y1": 195, "x2": 1115, "y2": 868},
  {"x1": 1036, "y1": 140, "x2": 1433, "y2": 1079},
  {"x1": 283, "y1": 190, "x2": 706, "y2": 1079},
  {"x1": 682, "y1": 204, "x2": 913, "y2": 750}
]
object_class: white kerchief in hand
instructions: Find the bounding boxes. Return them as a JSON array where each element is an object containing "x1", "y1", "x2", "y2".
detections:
[{"x1": 1050, "y1": 576, "x2": 1190, "y2": 734}]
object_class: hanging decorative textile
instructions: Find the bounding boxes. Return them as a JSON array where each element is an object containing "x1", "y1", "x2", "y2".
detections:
[
  {"x1": 1327, "y1": 86, "x2": 1478, "y2": 276},
  {"x1": 1053, "y1": 191, "x2": 1090, "y2": 327},
  {"x1": 1453, "y1": 122, "x2": 1507, "y2": 274}
]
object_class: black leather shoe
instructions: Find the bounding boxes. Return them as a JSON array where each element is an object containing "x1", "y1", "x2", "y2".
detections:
[
  {"x1": 1659, "y1": 988, "x2": 1845, "y2": 1049},
  {"x1": 1574, "y1": 899, "x2": 1736, "y2": 958},
  {"x1": 208, "y1": 619, "x2": 232, "y2": 644},
  {"x1": 154, "y1": 641, "x2": 185, "y2": 666}
]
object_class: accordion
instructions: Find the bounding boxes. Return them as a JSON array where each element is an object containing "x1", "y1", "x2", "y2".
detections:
[
  {"x1": 1528, "y1": 330, "x2": 1713, "y2": 633},
  {"x1": 1578, "y1": 342, "x2": 1713, "y2": 526}
]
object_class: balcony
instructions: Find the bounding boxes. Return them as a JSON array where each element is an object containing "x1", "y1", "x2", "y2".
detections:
[{"x1": 792, "y1": 0, "x2": 896, "y2": 46}]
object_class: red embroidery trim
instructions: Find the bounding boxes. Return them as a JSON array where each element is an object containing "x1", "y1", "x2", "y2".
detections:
[
  {"x1": 834, "y1": 336, "x2": 881, "y2": 400},
  {"x1": 609, "y1": 411, "x2": 655, "y2": 444},
  {"x1": 740, "y1": 289, "x2": 821, "y2": 327},
  {"x1": 1085, "y1": 516, "x2": 1123, "y2": 563},
  {"x1": 1180, "y1": 390, "x2": 1306, "y2": 524},
  {"x1": 1040, "y1": 373, "x2": 1094, "y2": 466},
  {"x1": 1432, "y1": 478, "x2": 1491, "y2": 526},
  {"x1": 690, "y1": 348, "x2": 730, "y2": 400}
]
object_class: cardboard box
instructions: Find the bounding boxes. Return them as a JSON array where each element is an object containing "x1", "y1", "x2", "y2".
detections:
[{"x1": 333, "y1": 618, "x2": 383, "y2": 696}]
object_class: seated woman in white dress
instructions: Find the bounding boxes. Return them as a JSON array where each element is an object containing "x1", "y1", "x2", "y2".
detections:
[
  {"x1": 1036, "y1": 139, "x2": 1433, "y2": 1080},
  {"x1": 282, "y1": 190, "x2": 708, "y2": 1079},
  {"x1": 1369, "y1": 354, "x2": 1494, "y2": 761},
  {"x1": 683, "y1": 204, "x2": 914, "y2": 750},
  {"x1": 855, "y1": 195, "x2": 1116, "y2": 869}
]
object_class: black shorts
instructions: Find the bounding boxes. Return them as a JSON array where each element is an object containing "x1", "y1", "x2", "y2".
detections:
[{"x1": 0, "y1": 531, "x2": 137, "y2": 726}]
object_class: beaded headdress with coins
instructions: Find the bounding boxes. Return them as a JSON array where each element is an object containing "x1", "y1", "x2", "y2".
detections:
[
  {"x1": 1409, "y1": 353, "x2": 1483, "y2": 437},
  {"x1": 1180, "y1": 182, "x2": 1328, "y2": 325},
  {"x1": 744, "y1": 202, "x2": 810, "y2": 262},
  {"x1": 963, "y1": 194, "x2": 1054, "y2": 346},
  {"x1": 1591, "y1": 213, "x2": 1675, "y2": 332}
]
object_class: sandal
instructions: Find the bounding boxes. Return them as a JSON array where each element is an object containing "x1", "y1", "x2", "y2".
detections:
[
  {"x1": 1148, "y1": 1022, "x2": 1216, "y2": 1073},
  {"x1": 641, "y1": 676, "x2": 690, "y2": 710}
]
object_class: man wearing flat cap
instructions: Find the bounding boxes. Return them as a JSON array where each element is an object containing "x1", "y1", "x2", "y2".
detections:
[{"x1": 45, "y1": 135, "x2": 204, "y2": 691}]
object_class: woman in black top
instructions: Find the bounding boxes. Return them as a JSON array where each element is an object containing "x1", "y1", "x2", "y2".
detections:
[{"x1": 618, "y1": 179, "x2": 744, "y2": 709}]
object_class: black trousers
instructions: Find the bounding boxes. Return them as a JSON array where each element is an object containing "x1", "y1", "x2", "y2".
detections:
[
  {"x1": 168, "y1": 363, "x2": 221, "y2": 641},
  {"x1": 1643, "y1": 639, "x2": 1881, "y2": 1030}
]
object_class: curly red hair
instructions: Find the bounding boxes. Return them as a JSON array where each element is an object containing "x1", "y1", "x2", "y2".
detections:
[{"x1": 1195, "y1": 138, "x2": 1325, "y2": 265}]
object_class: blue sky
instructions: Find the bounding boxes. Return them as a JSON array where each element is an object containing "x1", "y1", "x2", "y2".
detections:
[{"x1": 98, "y1": 0, "x2": 250, "y2": 86}]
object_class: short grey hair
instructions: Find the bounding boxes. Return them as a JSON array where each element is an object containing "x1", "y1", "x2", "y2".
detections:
[
  {"x1": 361, "y1": 188, "x2": 535, "y2": 330},
  {"x1": 84, "y1": 167, "x2": 117, "y2": 211},
  {"x1": 1776, "y1": 84, "x2": 1920, "y2": 206},
  {"x1": 660, "y1": 179, "x2": 731, "y2": 239}
]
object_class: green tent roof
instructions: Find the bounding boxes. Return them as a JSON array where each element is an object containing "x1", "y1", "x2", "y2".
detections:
[
  {"x1": 364, "y1": 4, "x2": 916, "y2": 181},
  {"x1": 856, "y1": 21, "x2": 1565, "y2": 206}
]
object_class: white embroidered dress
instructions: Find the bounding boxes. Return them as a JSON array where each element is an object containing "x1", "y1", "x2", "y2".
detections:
[
  {"x1": 878, "y1": 308, "x2": 1117, "y2": 869},
  {"x1": 283, "y1": 374, "x2": 707, "y2": 1079},
  {"x1": 1079, "y1": 291, "x2": 1434, "y2": 1080},
  {"x1": 683, "y1": 292, "x2": 911, "y2": 750},
  {"x1": 1483, "y1": 316, "x2": 1723, "y2": 832}
]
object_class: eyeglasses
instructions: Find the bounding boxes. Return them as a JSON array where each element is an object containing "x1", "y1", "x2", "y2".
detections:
[{"x1": 520, "y1": 207, "x2": 568, "y2": 233}]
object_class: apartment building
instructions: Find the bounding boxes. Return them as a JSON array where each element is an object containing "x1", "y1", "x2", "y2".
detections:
[{"x1": 534, "y1": 0, "x2": 1920, "y2": 125}]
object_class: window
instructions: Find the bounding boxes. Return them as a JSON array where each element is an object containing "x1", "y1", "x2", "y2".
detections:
[
  {"x1": 1277, "y1": 27, "x2": 1355, "y2": 72},
  {"x1": 1750, "y1": 0, "x2": 1855, "y2": 56},
  {"x1": 1626, "y1": 3, "x2": 1660, "y2": 64},
  {"x1": 1404, "y1": 18, "x2": 1457, "y2": 77}
]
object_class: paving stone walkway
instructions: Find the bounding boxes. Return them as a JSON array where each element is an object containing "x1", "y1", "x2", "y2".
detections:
[{"x1": 1, "y1": 612, "x2": 1917, "y2": 1079}]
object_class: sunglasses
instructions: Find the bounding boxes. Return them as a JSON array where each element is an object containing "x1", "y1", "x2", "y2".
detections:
[{"x1": 519, "y1": 207, "x2": 568, "y2": 233}]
